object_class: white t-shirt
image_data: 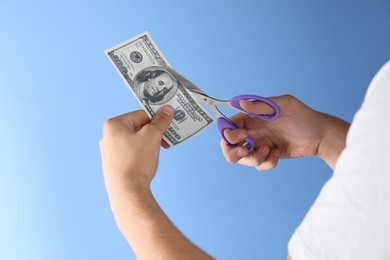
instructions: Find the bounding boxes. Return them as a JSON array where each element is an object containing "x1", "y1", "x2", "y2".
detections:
[{"x1": 288, "y1": 61, "x2": 390, "y2": 260}]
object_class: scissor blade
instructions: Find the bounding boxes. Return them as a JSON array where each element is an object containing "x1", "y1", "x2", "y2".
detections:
[{"x1": 163, "y1": 65, "x2": 207, "y2": 95}]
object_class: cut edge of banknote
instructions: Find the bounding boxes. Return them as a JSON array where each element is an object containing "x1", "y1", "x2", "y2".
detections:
[{"x1": 104, "y1": 31, "x2": 214, "y2": 147}]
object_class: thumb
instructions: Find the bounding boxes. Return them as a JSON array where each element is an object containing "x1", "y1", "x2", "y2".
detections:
[{"x1": 149, "y1": 105, "x2": 174, "y2": 134}]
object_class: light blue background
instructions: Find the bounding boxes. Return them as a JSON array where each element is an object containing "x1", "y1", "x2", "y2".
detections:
[{"x1": 1, "y1": 0, "x2": 389, "y2": 259}]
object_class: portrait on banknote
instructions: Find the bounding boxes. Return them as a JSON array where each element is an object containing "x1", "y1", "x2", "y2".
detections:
[
  {"x1": 106, "y1": 32, "x2": 214, "y2": 146},
  {"x1": 134, "y1": 66, "x2": 179, "y2": 105}
]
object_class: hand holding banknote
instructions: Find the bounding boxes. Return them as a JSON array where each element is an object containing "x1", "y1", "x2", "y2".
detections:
[
  {"x1": 105, "y1": 32, "x2": 214, "y2": 147},
  {"x1": 99, "y1": 106, "x2": 213, "y2": 259},
  {"x1": 100, "y1": 106, "x2": 174, "y2": 192}
]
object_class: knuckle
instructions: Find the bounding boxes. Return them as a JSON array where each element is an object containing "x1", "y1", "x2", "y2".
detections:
[
  {"x1": 281, "y1": 94, "x2": 296, "y2": 102},
  {"x1": 153, "y1": 112, "x2": 164, "y2": 121},
  {"x1": 282, "y1": 94, "x2": 299, "y2": 109},
  {"x1": 226, "y1": 155, "x2": 236, "y2": 164},
  {"x1": 253, "y1": 155, "x2": 265, "y2": 166},
  {"x1": 256, "y1": 164, "x2": 270, "y2": 172},
  {"x1": 152, "y1": 113, "x2": 171, "y2": 129},
  {"x1": 143, "y1": 123, "x2": 161, "y2": 134},
  {"x1": 259, "y1": 158, "x2": 279, "y2": 171},
  {"x1": 103, "y1": 118, "x2": 119, "y2": 133}
]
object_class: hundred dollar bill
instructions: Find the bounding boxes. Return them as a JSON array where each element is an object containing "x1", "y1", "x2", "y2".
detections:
[{"x1": 105, "y1": 32, "x2": 214, "y2": 146}]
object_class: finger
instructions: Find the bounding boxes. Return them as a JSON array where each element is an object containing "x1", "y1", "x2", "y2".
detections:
[
  {"x1": 161, "y1": 139, "x2": 171, "y2": 149},
  {"x1": 228, "y1": 112, "x2": 247, "y2": 128},
  {"x1": 239, "y1": 99, "x2": 276, "y2": 115},
  {"x1": 113, "y1": 110, "x2": 150, "y2": 130},
  {"x1": 223, "y1": 128, "x2": 248, "y2": 144},
  {"x1": 148, "y1": 105, "x2": 174, "y2": 134},
  {"x1": 102, "y1": 110, "x2": 150, "y2": 138},
  {"x1": 255, "y1": 148, "x2": 281, "y2": 171},
  {"x1": 220, "y1": 140, "x2": 249, "y2": 163},
  {"x1": 237, "y1": 145, "x2": 271, "y2": 167}
]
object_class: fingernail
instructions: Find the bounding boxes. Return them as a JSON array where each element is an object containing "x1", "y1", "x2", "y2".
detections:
[
  {"x1": 162, "y1": 106, "x2": 173, "y2": 117},
  {"x1": 261, "y1": 146, "x2": 270, "y2": 156}
]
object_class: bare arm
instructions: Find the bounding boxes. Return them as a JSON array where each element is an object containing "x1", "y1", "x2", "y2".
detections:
[
  {"x1": 100, "y1": 106, "x2": 212, "y2": 259},
  {"x1": 109, "y1": 182, "x2": 211, "y2": 259},
  {"x1": 317, "y1": 113, "x2": 350, "y2": 169},
  {"x1": 219, "y1": 95, "x2": 350, "y2": 260}
]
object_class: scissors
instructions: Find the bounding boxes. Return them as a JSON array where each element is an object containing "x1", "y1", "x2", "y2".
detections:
[{"x1": 163, "y1": 66, "x2": 280, "y2": 152}]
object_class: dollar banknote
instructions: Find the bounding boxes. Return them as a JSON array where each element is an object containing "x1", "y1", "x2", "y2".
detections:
[{"x1": 105, "y1": 32, "x2": 214, "y2": 146}]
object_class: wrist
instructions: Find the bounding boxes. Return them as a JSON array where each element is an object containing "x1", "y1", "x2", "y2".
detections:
[
  {"x1": 104, "y1": 169, "x2": 152, "y2": 198},
  {"x1": 317, "y1": 113, "x2": 350, "y2": 169},
  {"x1": 106, "y1": 175, "x2": 154, "y2": 222}
]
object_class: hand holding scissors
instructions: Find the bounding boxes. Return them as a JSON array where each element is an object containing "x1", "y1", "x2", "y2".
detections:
[{"x1": 164, "y1": 66, "x2": 280, "y2": 152}]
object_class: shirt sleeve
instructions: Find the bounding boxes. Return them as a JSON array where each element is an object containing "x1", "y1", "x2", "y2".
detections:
[{"x1": 288, "y1": 61, "x2": 390, "y2": 260}]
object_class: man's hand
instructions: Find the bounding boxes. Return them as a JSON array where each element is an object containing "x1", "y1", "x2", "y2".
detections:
[
  {"x1": 100, "y1": 106, "x2": 174, "y2": 194},
  {"x1": 100, "y1": 106, "x2": 212, "y2": 259},
  {"x1": 221, "y1": 95, "x2": 350, "y2": 170}
]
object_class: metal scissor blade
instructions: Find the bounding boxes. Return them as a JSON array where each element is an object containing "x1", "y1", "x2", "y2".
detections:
[{"x1": 162, "y1": 65, "x2": 207, "y2": 95}]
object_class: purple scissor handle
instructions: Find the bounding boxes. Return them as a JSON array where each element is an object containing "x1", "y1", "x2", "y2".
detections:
[
  {"x1": 160, "y1": 65, "x2": 280, "y2": 152},
  {"x1": 230, "y1": 95, "x2": 280, "y2": 121},
  {"x1": 217, "y1": 117, "x2": 257, "y2": 150},
  {"x1": 217, "y1": 95, "x2": 280, "y2": 152}
]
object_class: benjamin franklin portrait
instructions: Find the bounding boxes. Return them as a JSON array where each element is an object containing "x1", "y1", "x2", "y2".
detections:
[{"x1": 134, "y1": 66, "x2": 178, "y2": 105}]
